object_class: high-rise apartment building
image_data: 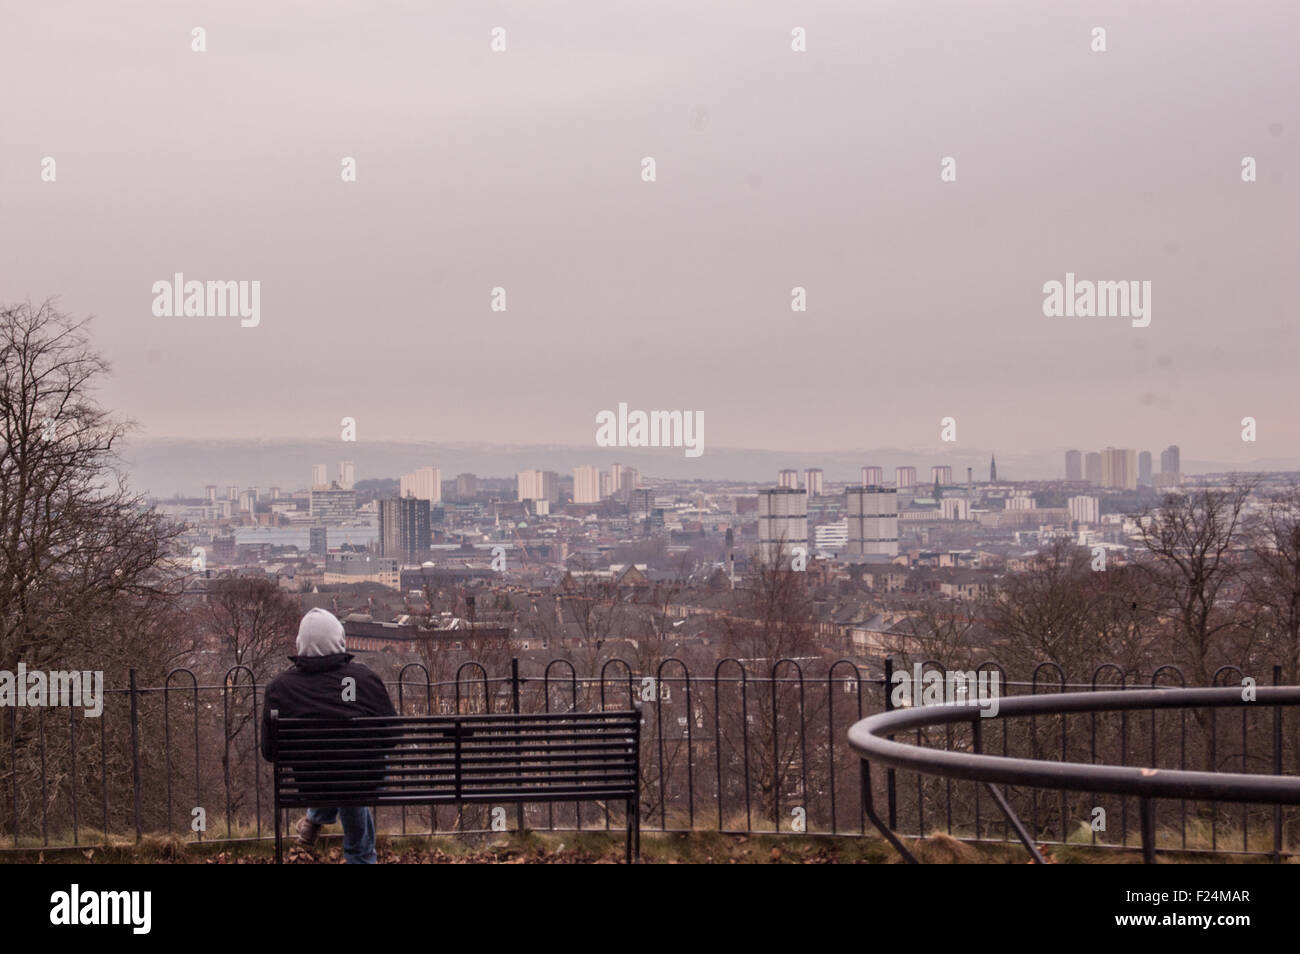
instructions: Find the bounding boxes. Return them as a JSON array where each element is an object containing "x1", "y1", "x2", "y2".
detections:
[
  {"x1": 1118, "y1": 449, "x2": 1137, "y2": 489},
  {"x1": 1138, "y1": 451, "x2": 1153, "y2": 487},
  {"x1": 1101, "y1": 447, "x2": 1137, "y2": 490},
  {"x1": 338, "y1": 460, "x2": 355, "y2": 491},
  {"x1": 540, "y1": 471, "x2": 559, "y2": 502},
  {"x1": 804, "y1": 468, "x2": 825, "y2": 496},
  {"x1": 1068, "y1": 495, "x2": 1100, "y2": 524},
  {"x1": 630, "y1": 488, "x2": 654, "y2": 520},
  {"x1": 603, "y1": 465, "x2": 639, "y2": 501},
  {"x1": 1085, "y1": 452, "x2": 1102, "y2": 485},
  {"x1": 1101, "y1": 448, "x2": 1117, "y2": 488},
  {"x1": 1161, "y1": 445, "x2": 1181, "y2": 476},
  {"x1": 517, "y1": 470, "x2": 543, "y2": 501},
  {"x1": 895, "y1": 466, "x2": 917, "y2": 488},
  {"x1": 931, "y1": 465, "x2": 952, "y2": 486},
  {"x1": 1065, "y1": 450, "x2": 1083, "y2": 481},
  {"x1": 758, "y1": 488, "x2": 808, "y2": 564},
  {"x1": 455, "y1": 473, "x2": 478, "y2": 498},
  {"x1": 312, "y1": 464, "x2": 328, "y2": 489},
  {"x1": 814, "y1": 521, "x2": 848, "y2": 553},
  {"x1": 520, "y1": 471, "x2": 560, "y2": 503},
  {"x1": 309, "y1": 487, "x2": 357, "y2": 524},
  {"x1": 205, "y1": 484, "x2": 218, "y2": 503},
  {"x1": 861, "y1": 466, "x2": 884, "y2": 486},
  {"x1": 308, "y1": 525, "x2": 328, "y2": 558},
  {"x1": 400, "y1": 466, "x2": 441, "y2": 504},
  {"x1": 845, "y1": 486, "x2": 899, "y2": 557},
  {"x1": 778, "y1": 469, "x2": 799, "y2": 489},
  {"x1": 573, "y1": 466, "x2": 601, "y2": 504},
  {"x1": 1154, "y1": 445, "x2": 1182, "y2": 489},
  {"x1": 378, "y1": 496, "x2": 431, "y2": 563}
]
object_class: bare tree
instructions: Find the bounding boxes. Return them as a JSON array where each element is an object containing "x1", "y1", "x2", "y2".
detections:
[
  {"x1": 715, "y1": 544, "x2": 824, "y2": 824},
  {"x1": 982, "y1": 538, "x2": 1094, "y2": 675},
  {"x1": 200, "y1": 577, "x2": 298, "y2": 678},
  {"x1": 0, "y1": 299, "x2": 186, "y2": 838},
  {"x1": 1132, "y1": 480, "x2": 1255, "y2": 687},
  {"x1": 1241, "y1": 483, "x2": 1300, "y2": 680},
  {"x1": 527, "y1": 557, "x2": 628, "y2": 676},
  {"x1": 408, "y1": 580, "x2": 513, "y2": 712},
  {"x1": 981, "y1": 537, "x2": 1155, "y2": 679},
  {"x1": 720, "y1": 544, "x2": 818, "y2": 664},
  {"x1": 881, "y1": 593, "x2": 984, "y2": 673},
  {"x1": 0, "y1": 300, "x2": 184, "y2": 673}
]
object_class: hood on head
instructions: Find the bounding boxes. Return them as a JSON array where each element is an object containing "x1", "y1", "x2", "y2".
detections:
[{"x1": 296, "y1": 607, "x2": 346, "y2": 657}]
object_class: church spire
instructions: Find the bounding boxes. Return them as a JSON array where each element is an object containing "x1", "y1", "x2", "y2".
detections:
[{"x1": 989, "y1": 454, "x2": 997, "y2": 483}]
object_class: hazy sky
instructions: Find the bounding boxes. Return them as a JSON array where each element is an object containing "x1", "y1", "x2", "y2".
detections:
[{"x1": 2, "y1": 0, "x2": 1295, "y2": 465}]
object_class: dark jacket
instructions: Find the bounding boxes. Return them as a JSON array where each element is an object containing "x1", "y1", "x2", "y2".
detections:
[{"x1": 260, "y1": 653, "x2": 397, "y2": 765}]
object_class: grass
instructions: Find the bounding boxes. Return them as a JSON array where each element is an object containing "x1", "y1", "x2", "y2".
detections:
[{"x1": 0, "y1": 823, "x2": 1289, "y2": 863}]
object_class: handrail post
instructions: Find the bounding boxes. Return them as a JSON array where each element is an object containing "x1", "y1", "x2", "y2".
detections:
[
  {"x1": 129, "y1": 669, "x2": 143, "y2": 842},
  {"x1": 10, "y1": 707, "x2": 18, "y2": 847},
  {"x1": 1273, "y1": 664, "x2": 1283, "y2": 864},
  {"x1": 883, "y1": 656, "x2": 897, "y2": 829},
  {"x1": 972, "y1": 717, "x2": 982, "y2": 840},
  {"x1": 1139, "y1": 797, "x2": 1157, "y2": 864},
  {"x1": 270, "y1": 709, "x2": 282, "y2": 864},
  {"x1": 511, "y1": 658, "x2": 524, "y2": 833}
]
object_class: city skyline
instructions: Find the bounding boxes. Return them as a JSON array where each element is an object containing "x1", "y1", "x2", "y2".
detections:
[{"x1": 120, "y1": 433, "x2": 1300, "y2": 500}]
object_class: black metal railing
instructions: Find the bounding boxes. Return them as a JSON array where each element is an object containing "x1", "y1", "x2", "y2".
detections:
[
  {"x1": 1, "y1": 656, "x2": 1296, "y2": 860},
  {"x1": 848, "y1": 682, "x2": 1300, "y2": 863}
]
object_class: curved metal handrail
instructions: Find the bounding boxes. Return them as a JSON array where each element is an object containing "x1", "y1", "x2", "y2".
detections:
[{"x1": 848, "y1": 686, "x2": 1300, "y2": 863}]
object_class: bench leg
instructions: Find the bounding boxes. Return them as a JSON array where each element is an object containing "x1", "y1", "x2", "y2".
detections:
[
  {"x1": 626, "y1": 797, "x2": 640, "y2": 864},
  {"x1": 275, "y1": 807, "x2": 283, "y2": 864}
]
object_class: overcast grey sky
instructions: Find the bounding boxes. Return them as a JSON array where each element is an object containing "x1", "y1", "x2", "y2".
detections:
[{"x1": 1, "y1": 0, "x2": 1295, "y2": 464}]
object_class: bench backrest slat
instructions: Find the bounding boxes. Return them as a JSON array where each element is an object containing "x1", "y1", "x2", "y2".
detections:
[{"x1": 272, "y1": 709, "x2": 640, "y2": 809}]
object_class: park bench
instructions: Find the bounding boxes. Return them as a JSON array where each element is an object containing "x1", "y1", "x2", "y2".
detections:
[{"x1": 269, "y1": 707, "x2": 642, "y2": 863}]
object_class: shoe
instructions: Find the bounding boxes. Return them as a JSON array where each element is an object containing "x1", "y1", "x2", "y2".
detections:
[{"x1": 296, "y1": 816, "x2": 322, "y2": 847}]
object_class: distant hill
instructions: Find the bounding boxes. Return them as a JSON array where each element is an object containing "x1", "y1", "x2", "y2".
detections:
[{"x1": 118, "y1": 437, "x2": 1300, "y2": 499}]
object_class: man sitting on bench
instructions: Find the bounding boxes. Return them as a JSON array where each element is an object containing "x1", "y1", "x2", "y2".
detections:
[{"x1": 261, "y1": 607, "x2": 397, "y2": 864}]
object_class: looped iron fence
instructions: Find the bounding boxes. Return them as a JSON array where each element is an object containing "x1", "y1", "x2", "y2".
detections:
[{"x1": 1, "y1": 656, "x2": 1296, "y2": 860}]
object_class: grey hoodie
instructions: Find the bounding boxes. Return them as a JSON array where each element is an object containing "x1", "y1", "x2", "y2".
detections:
[{"x1": 296, "y1": 606, "x2": 347, "y2": 657}]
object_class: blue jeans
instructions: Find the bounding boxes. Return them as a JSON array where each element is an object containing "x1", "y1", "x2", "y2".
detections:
[{"x1": 307, "y1": 806, "x2": 377, "y2": 864}]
